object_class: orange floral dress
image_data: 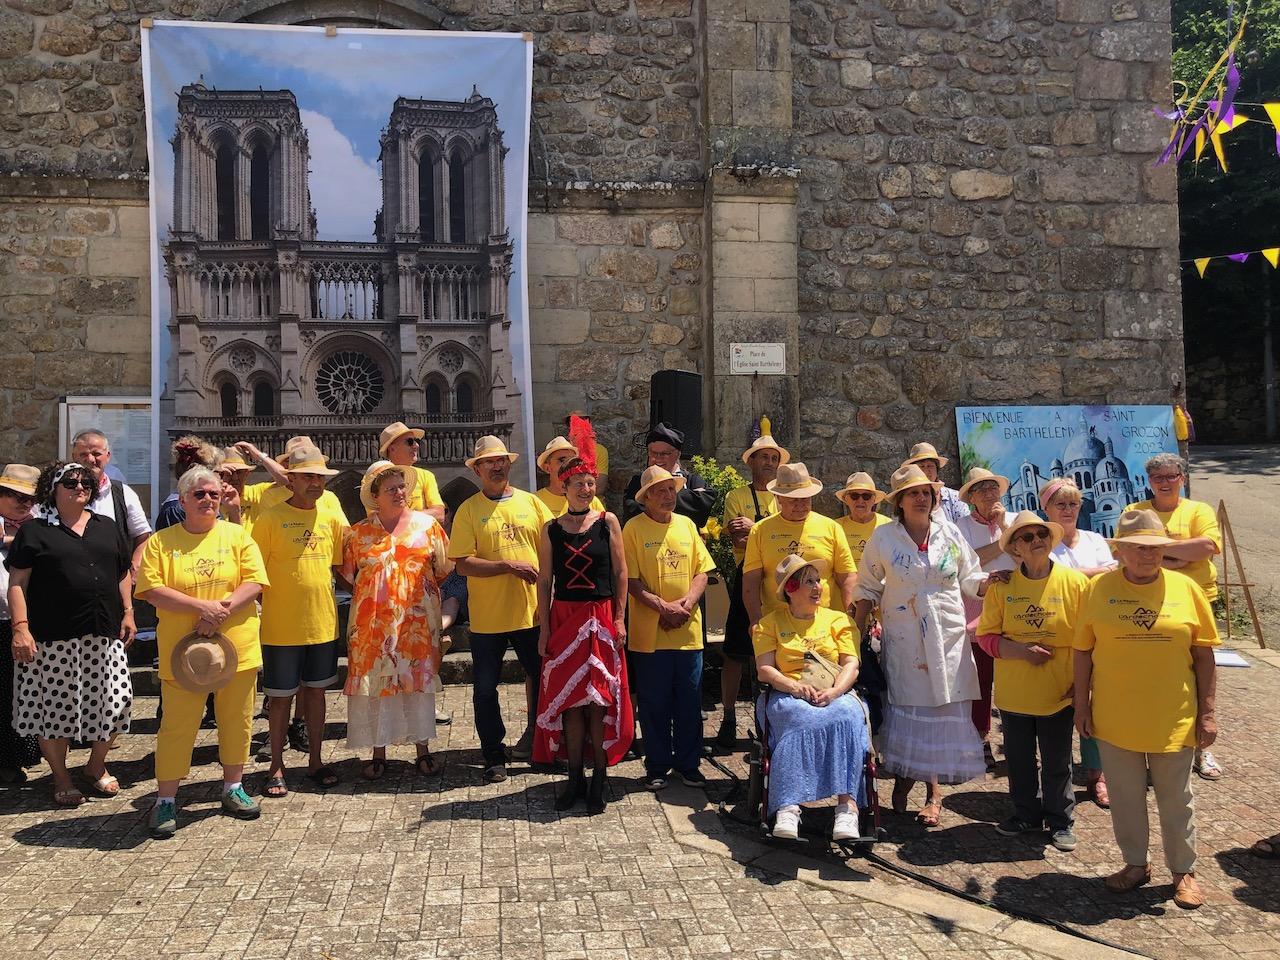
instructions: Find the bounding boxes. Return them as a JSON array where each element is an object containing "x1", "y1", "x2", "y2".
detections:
[{"x1": 342, "y1": 511, "x2": 452, "y2": 749}]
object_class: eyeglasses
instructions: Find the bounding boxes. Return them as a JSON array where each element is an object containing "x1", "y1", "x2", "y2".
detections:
[
  {"x1": 402, "y1": 437, "x2": 420, "y2": 446},
  {"x1": 971, "y1": 482, "x2": 998, "y2": 494},
  {"x1": 1014, "y1": 529, "x2": 1051, "y2": 544},
  {"x1": 190, "y1": 489, "x2": 221, "y2": 501},
  {"x1": 1149, "y1": 473, "x2": 1182, "y2": 484},
  {"x1": 59, "y1": 477, "x2": 95, "y2": 491},
  {"x1": 846, "y1": 491, "x2": 875, "y2": 501}
]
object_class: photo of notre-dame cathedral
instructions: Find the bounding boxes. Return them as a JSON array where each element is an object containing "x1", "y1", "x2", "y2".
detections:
[{"x1": 161, "y1": 81, "x2": 521, "y2": 484}]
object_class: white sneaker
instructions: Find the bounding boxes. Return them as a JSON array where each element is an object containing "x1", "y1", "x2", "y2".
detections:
[
  {"x1": 832, "y1": 804, "x2": 860, "y2": 842},
  {"x1": 772, "y1": 805, "x2": 801, "y2": 840}
]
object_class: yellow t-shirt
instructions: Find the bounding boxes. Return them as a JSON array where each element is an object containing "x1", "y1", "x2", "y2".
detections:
[
  {"x1": 1073, "y1": 569, "x2": 1220, "y2": 753},
  {"x1": 535, "y1": 487, "x2": 606, "y2": 518},
  {"x1": 743, "y1": 512, "x2": 856, "y2": 616},
  {"x1": 751, "y1": 606, "x2": 857, "y2": 682},
  {"x1": 136, "y1": 520, "x2": 270, "y2": 681},
  {"x1": 622, "y1": 512, "x2": 717, "y2": 653},
  {"x1": 448, "y1": 489, "x2": 554, "y2": 634},
  {"x1": 409, "y1": 466, "x2": 444, "y2": 512},
  {"x1": 250, "y1": 501, "x2": 347, "y2": 647},
  {"x1": 1123, "y1": 498, "x2": 1221, "y2": 600},
  {"x1": 836, "y1": 513, "x2": 893, "y2": 567},
  {"x1": 722, "y1": 485, "x2": 778, "y2": 564},
  {"x1": 255, "y1": 484, "x2": 348, "y2": 526},
  {"x1": 977, "y1": 563, "x2": 1090, "y2": 717},
  {"x1": 596, "y1": 442, "x2": 610, "y2": 480}
]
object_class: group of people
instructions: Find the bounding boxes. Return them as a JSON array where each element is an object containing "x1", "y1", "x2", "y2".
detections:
[{"x1": 0, "y1": 417, "x2": 1272, "y2": 910}]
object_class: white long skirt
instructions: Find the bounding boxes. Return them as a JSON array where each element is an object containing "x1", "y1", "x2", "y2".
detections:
[
  {"x1": 880, "y1": 702, "x2": 986, "y2": 785},
  {"x1": 346, "y1": 691, "x2": 436, "y2": 750}
]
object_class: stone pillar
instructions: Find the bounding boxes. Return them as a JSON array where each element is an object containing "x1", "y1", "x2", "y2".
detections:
[
  {"x1": 235, "y1": 148, "x2": 251, "y2": 241},
  {"x1": 704, "y1": 0, "x2": 798, "y2": 463}
]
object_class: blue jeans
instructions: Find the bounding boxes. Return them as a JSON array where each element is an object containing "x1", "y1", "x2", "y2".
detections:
[
  {"x1": 470, "y1": 627, "x2": 541, "y2": 767},
  {"x1": 633, "y1": 648, "x2": 702, "y2": 778}
]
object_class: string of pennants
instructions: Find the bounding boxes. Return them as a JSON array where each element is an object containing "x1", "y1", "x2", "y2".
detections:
[{"x1": 1185, "y1": 246, "x2": 1280, "y2": 278}]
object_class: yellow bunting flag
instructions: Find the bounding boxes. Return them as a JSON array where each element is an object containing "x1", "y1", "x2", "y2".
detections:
[
  {"x1": 1194, "y1": 258, "x2": 1211, "y2": 278},
  {"x1": 1209, "y1": 113, "x2": 1249, "y2": 172},
  {"x1": 1264, "y1": 248, "x2": 1280, "y2": 268},
  {"x1": 1266, "y1": 103, "x2": 1280, "y2": 150}
]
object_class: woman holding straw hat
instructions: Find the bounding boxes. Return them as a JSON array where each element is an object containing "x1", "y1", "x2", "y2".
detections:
[
  {"x1": 0, "y1": 464, "x2": 40, "y2": 783},
  {"x1": 534, "y1": 436, "x2": 605, "y2": 518},
  {"x1": 754, "y1": 554, "x2": 870, "y2": 842},
  {"x1": 954, "y1": 467, "x2": 1014, "y2": 765},
  {"x1": 340, "y1": 461, "x2": 452, "y2": 779},
  {"x1": 975, "y1": 511, "x2": 1090, "y2": 852},
  {"x1": 1073, "y1": 510, "x2": 1218, "y2": 910},
  {"x1": 136, "y1": 467, "x2": 268, "y2": 838},
  {"x1": 853, "y1": 464, "x2": 989, "y2": 826},
  {"x1": 1040, "y1": 476, "x2": 1117, "y2": 807}
]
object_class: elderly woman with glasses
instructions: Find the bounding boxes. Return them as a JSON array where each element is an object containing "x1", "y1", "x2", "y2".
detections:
[
  {"x1": 1039, "y1": 476, "x2": 1117, "y2": 806},
  {"x1": 1123, "y1": 453, "x2": 1225, "y2": 782},
  {"x1": 976, "y1": 511, "x2": 1090, "y2": 852},
  {"x1": 5, "y1": 462, "x2": 135, "y2": 806},
  {"x1": 1073, "y1": 511, "x2": 1218, "y2": 910},
  {"x1": 853, "y1": 465, "x2": 989, "y2": 827}
]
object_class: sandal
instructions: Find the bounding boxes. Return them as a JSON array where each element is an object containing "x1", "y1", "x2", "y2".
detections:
[
  {"x1": 263, "y1": 776, "x2": 289, "y2": 799},
  {"x1": 85, "y1": 774, "x2": 120, "y2": 798},
  {"x1": 53, "y1": 788, "x2": 85, "y2": 808},
  {"x1": 1088, "y1": 775, "x2": 1110, "y2": 809},
  {"x1": 1251, "y1": 835, "x2": 1280, "y2": 860},
  {"x1": 362, "y1": 759, "x2": 386, "y2": 781},
  {"x1": 917, "y1": 799, "x2": 942, "y2": 828},
  {"x1": 415, "y1": 753, "x2": 442, "y2": 777},
  {"x1": 305, "y1": 766, "x2": 340, "y2": 788},
  {"x1": 1194, "y1": 750, "x2": 1223, "y2": 781}
]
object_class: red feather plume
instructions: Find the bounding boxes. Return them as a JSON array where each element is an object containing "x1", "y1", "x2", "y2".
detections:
[{"x1": 567, "y1": 415, "x2": 598, "y2": 478}]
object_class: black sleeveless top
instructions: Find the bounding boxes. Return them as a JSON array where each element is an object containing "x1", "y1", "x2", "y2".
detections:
[{"x1": 549, "y1": 516, "x2": 613, "y2": 601}]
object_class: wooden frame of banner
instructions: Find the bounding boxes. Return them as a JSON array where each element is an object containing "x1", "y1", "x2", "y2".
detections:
[{"x1": 1217, "y1": 500, "x2": 1265, "y2": 648}]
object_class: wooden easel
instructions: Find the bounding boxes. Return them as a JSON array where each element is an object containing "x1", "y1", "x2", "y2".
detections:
[{"x1": 1217, "y1": 500, "x2": 1266, "y2": 648}]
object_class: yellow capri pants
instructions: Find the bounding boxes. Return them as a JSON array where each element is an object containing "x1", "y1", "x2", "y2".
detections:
[{"x1": 155, "y1": 668, "x2": 258, "y2": 782}]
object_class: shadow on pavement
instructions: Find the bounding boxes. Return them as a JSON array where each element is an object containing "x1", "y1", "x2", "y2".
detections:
[
  {"x1": 990, "y1": 871, "x2": 1172, "y2": 926},
  {"x1": 1213, "y1": 846, "x2": 1280, "y2": 914}
]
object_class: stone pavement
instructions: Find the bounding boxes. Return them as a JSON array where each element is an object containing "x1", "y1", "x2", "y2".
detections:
[{"x1": 0, "y1": 685, "x2": 1066, "y2": 960}]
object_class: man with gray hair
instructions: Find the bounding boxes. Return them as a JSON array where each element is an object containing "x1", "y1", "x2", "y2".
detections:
[{"x1": 71, "y1": 428, "x2": 152, "y2": 576}]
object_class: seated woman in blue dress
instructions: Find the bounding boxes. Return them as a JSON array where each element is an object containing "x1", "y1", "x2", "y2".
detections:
[{"x1": 753, "y1": 555, "x2": 870, "y2": 841}]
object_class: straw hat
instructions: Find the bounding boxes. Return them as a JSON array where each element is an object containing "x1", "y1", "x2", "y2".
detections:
[
  {"x1": 741, "y1": 435, "x2": 790, "y2": 466},
  {"x1": 766, "y1": 462, "x2": 823, "y2": 499},
  {"x1": 901, "y1": 441, "x2": 949, "y2": 469},
  {"x1": 360, "y1": 460, "x2": 418, "y2": 514},
  {"x1": 536, "y1": 436, "x2": 578, "y2": 473},
  {"x1": 0, "y1": 463, "x2": 39, "y2": 497},
  {"x1": 465, "y1": 435, "x2": 519, "y2": 469},
  {"x1": 999, "y1": 510, "x2": 1064, "y2": 554},
  {"x1": 886, "y1": 464, "x2": 943, "y2": 507},
  {"x1": 216, "y1": 448, "x2": 254, "y2": 473},
  {"x1": 958, "y1": 467, "x2": 1010, "y2": 503},
  {"x1": 1106, "y1": 510, "x2": 1176, "y2": 547},
  {"x1": 282, "y1": 442, "x2": 339, "y2": 476},
  {"x1": 170, "y1": 631, "x2": 238, "y2": 694},
  {"x1": 635, "y1": 465, "x2": 686, "y2": 504},
  {"x1": 274, "y1": 435, "x2": 328, "y2": 465},
  {"x1": 835, "y1": 471, "x2": 886, "y2": 508},
  {"x1": 774, "y1": 554, "x2": 831, "y2": 591},
  {"x1": 378, "y1": 421, "x2": 425, "y2": 457}
]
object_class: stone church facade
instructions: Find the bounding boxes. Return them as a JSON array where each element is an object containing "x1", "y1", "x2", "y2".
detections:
[
  {"x1": 0, "y1": 0, "x2": 1183, "y2": 511},
  {"x1": 162, "y1": 82, "x2": 519, "y2": 471}
]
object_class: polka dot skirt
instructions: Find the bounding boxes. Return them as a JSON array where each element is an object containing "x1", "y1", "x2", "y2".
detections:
[{"x1": 13, "y1": 635, "x2": 132, "y2": 742}]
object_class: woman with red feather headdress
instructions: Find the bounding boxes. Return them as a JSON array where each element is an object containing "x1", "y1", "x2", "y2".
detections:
[{"x1": 532, "y1": 416, "x2": 632, "y2": 813}]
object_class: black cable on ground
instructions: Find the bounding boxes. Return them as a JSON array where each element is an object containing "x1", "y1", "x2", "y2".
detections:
[{"x1": 703, "y1": 751, "x2": 1151, "y2": 959}]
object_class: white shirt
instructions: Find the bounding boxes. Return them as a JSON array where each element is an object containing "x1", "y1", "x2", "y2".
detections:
[
  {"x1": 87, "y1": 475, "x2": 152, "y2": 538},
  {"x1": 954, "y1": 513, "x2": 1015, "y2": 574},
  {"x1": 1051, "y1": 529, "x2": 1117, "y2": 572},
  {"x1": 932, "y1": 486, "x2": 971, "y2": 526}
]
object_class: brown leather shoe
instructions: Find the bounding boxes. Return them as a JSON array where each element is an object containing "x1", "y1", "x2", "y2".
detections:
[
  {"x1": 1104, "y1": 864, "x2": 1152, "y2": 894},
  {"x1": 1173, "y1": 872, "x2": 1203, "y2": 910}
]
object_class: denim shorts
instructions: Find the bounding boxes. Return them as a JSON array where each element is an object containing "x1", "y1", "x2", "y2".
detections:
[{"x1": 261, "y1": 640, "x2": 339, "y2": 697}]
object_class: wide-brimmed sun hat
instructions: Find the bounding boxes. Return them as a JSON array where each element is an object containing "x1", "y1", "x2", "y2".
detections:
[
  {"x1": 901, "y1": 441, "x2": 949, "y2": 469},
  {"x1": 282, "y1": 442, "x2": 339, "y2": 476},
  {"x1": 1107, "y1": 510, "x2": 1177, "y2": 547},
  {"x1": 0, "y1": 463, "x2": 39, "y2": 497},
  {"x1": 741, "y1": 435, "x2": 791, "y2": 466},
  {"x1": 635, "y1": 465, "x2": 686, "y2": 504},
  {"x1": 887, "y1": 464, "x2": 943, "y2": 507},
  {"x1": 216, "y1": 448, "x2": 254, "y2": 473},
  {"x1": 465, "y1": 435, "x2": 519, "y2": 469},
  {"x1": 835, "y1": 471, "x2": 886, "y2": 508},
  {"x1": 767, "y1": 462, "x2": 823, "y2": 499},
  {"x1": 360, "y1": 460, "x2": 418, "y2": 514},
  {"x1": 170, "y1": 631, "x2": 238, "y2": 694},
  {"x1": 999, "y1": 510, "x2": 1064, "y2": 554},
  {"x1": 274, "y1": 435, "x2": 329, "y2": 466},
  {"x1": 958, "y1": 467, "x2": 1010, "y2": 503},
  {"x1": 536, "y1": 436, "x2": 578, "y2": 473},
  {"x1": 774, "y1": 554, "x2": 832, "y2": 591},
  {"x1": 378, "y1": 421, "x2": 425, "y2": 457}
]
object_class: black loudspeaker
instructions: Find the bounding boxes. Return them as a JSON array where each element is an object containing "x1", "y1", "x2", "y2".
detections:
[{"x1": 650, "y1": 369, "x2": 703, "y2": 455}]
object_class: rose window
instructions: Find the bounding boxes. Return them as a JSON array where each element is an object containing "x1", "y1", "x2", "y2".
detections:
[{"x1": 315, "y1": 351, "x2": 384, "y2": 415}]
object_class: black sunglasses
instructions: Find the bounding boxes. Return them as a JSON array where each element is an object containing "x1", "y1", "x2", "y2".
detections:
[
  {"x1": 1014, "y1": 529, "x2": 1051, "y2": 544},
  {"x1": 59, "y1": 476, "x2": 95, "y2": 491},
  {"x1": 846, "y1": 491, "x2": 875, "y2": 501},
  {"x1": 190, "y1": 489, "x2": 221, "y2": 501}
]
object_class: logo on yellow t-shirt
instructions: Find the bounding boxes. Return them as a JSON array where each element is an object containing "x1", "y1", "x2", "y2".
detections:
[
  {"x1": 194, "y1": 557, "x2": 218, "y2": 581},
  {"x1": 1016, "y1": 603, "x2": 1049, "y2": 630},
  {"x1": 1124, "y1": 607, "x2": 1159, "y2": 631},
  {"x1": 785, "y1": 539, "x2": 802, "y2": 555},
  {"x1": 497, "y1": 522, "x2": 522, "y2": 545},
  {"x1": 657, "y1": 546, "x2": 683, "y2": 574}
]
